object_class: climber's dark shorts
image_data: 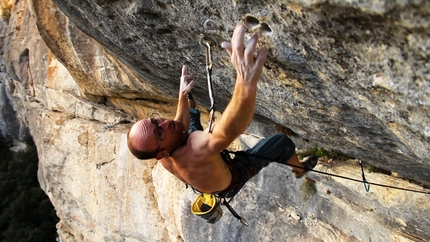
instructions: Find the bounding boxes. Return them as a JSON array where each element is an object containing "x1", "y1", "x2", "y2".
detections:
[
  {"x1": 188, "y1": 108, "x2": 204, "y2": 133},
  {"x1": 218, "y1": 134, "x2": 295, "y2": 198},
  {"x1": 188, "y1": 109, "x2": 296, "y2": 198}
]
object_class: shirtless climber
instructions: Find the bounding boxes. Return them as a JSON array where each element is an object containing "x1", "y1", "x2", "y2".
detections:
[{"x1": 127, "y1": 23, "x2": 318, "y2": 199}]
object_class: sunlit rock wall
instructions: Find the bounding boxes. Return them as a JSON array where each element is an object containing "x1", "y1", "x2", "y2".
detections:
[
  {"x1": 49, "y1": 0, "x2": 430, "y2": 185},
  {"x1": 1, "y1": 0, "x2": 429, "y2": 241}
]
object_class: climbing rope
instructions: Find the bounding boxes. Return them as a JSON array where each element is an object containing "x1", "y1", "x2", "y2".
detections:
[
  {"x1": 239, "y1": 152, "x2": 430, "y2": 195},
  {"x1": 310, "y1": 165, "x2": 429, "y2": 194},
  {"x1": 318, "y1": 168, "x2": 428, "y2": 194}
]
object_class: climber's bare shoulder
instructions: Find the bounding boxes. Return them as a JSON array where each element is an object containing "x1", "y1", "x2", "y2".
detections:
[{"x1": 159, "y1": 130, "x2": 232, "y2": 193}]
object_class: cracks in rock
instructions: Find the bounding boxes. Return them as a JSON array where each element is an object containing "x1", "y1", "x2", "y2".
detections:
[
  {"x1": 134, "y1": 97, "x2": 170, "y2": 105},
  {"x1": 96, "y1": 158, "x2": 114, "y2": 169},
  {"x1": 63, "y1": 92, "x2": 135, "y2": 125},
  {"x1": 103, "y1": 119, "x2": 131, "y2": 130},
  {"x1": 154, "y1": 27, "x2": 173, "y2": 35}
]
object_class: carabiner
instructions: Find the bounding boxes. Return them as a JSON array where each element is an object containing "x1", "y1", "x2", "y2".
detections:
[
  {"x1": 199, "y1": 35, "x2": 213, "y2": 70},
  {"x1": 203, "y1": 19, "x2": 223, "y2": 31},
  {"x1": 240, "y1": 217, "x2": 249, "y2": 227}
]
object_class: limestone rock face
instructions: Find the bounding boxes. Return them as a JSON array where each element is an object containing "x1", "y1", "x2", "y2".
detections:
[
  {"x1": 50, "y1": 0, "x2": 430, "y2": 184},
  {"x1": 1, "y1": 0, "x2": 429, "y2": 241}
]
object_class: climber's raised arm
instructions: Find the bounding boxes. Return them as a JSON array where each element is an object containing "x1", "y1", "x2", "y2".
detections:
[
  {"x1": 207, "y1": 23, "x2": 267, "y2": 152},
  {"x1": 174, "y1": 65, "x2": 195, "y2": 132}
]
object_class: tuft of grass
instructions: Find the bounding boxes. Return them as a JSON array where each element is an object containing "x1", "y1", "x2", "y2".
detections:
[
  {"x1": 300, "y1": 177, "x2": 317, "y2": 202},
  {"x1": 315, "y1": 147, "x2": 330, "y2": 158},
  {"x1": 297, "y1": 146, "x2": 329, "y2": 159},
  {"x1": 275, "y1": 124, "x2": 296, "y2": 137},
  {"x1": 297, "y1": 144, "x2": 351, "y2": 161},
  {"x1": 1, "y1": 0, "x2": 15, "y2": 21},
  {"x1": 1, "y1": 8, "x2": 10, "y2": 20},
  {"x1": 297, "y1": 147, "x2": 317, "y2": 160}
]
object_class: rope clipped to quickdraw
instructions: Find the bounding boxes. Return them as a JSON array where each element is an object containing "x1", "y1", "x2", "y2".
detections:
[
  {"x1": 359, "y1": 160, "x2": 370, "y2": 192},
  {"x1": 199, "y1": 35, "x2": 216, "y2": 133},
  {"x1": 227, "y1": 151, "x2": 430, "y2": 195}
]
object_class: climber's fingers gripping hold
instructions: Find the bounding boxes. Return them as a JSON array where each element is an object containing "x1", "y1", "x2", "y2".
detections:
[
  {"x1": 180, "y1": 65, "x2": 195, "y2": 95},
  {"x1": 222, "y1": 23, "x2": 267, "y2": 85}
]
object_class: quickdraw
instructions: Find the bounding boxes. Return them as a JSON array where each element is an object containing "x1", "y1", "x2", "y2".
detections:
[
  {"x1": 359, "y1": 160, "x2": 370, "y2": 192},
  {"x1": 199, "y1": 35, "x2": 216, "y2": 133}
]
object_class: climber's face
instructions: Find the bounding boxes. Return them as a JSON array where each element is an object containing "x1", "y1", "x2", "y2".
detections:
[{"x1": 127, "y1": 114, "x2": 187, "y2": 159}]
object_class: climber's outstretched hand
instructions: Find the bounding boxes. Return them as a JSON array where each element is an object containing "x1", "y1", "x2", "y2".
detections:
[
  {"x1": 205, "y1": 22, "x2": 267, "y2": 153},
  {"x1": 221, "y1": 23, "x2": 267, "y2": 85}
]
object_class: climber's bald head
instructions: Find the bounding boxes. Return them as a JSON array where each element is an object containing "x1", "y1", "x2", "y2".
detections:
[{"x1": 127, "y1": 119, "x2": 159, "y2": 159}]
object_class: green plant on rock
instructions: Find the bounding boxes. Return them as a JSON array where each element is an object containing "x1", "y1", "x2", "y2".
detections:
[
  {"x1": 297, "y1": 145, "x2": 329, "y2": 159},
  {"x1": 297, "y1": 144, "x2": 351, "y2": 162},
  {"x1": 1, "y1": 0, "x2": 16, "y2": 21},
  {"x1": 297, "y1": 148, "x2": 317, "y2": 160},
  {"x1": 1, "y1": 8, "x2": 10, "y2": 20},
  {"x1": 315, "y1": 147, "x2": 330, "y2": 158},
  {"x1": 0, "y1": 135, "x2": 58, "y2": 241},
  {"x1": 300, "y1": 177, "x2": 317, "y2": 202}
]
